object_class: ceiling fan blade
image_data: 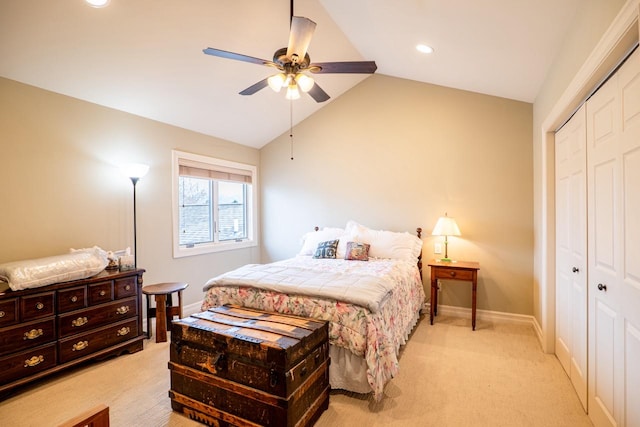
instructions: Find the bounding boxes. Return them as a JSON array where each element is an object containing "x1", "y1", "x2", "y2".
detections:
[
  {"x1": 307, "y1": 82, "x2": 330, "y2": 103},
  {"x1": 239, "y1": 78, "x2": 269, "y2": 96},
  {"x1": 309, "y1": 61, "x2": 378, "y2": 74},
  {"x1": 286, "y1": 16, "x2": 316, "y2": 62},
  {"x1": 203, "y1": 47, "x2": 275, "y2": 67}
]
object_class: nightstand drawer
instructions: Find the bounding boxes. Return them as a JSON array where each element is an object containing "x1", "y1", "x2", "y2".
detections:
[{"x1": 433, "y1": 267, "x2": 474, "y2": 281}]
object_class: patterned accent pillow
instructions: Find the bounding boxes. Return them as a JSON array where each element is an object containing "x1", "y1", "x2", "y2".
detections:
[
  {"x1": 313, "y1": 240, "x2": 339, "y2": 259},
  {"x1": 344, "y1": 241, "x2": 370, "y2": 261}
]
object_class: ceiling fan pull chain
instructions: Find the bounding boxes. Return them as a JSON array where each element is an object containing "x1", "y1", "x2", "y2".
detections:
[{"x1": 290, "y1": 99, "x2": 294, "y2": 160}]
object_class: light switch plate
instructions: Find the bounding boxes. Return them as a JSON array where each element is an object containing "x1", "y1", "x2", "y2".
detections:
[{"x1": 434, "y1": 243, "x2": 442, "y2": 254}]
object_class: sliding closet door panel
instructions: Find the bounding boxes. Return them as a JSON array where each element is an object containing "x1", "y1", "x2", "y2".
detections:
[
  {"x1": 587, "y1": 62, "x2": 621, "y2": 427},
  {"x1": 555, "y1": 103, "x2": 587, "y2": 409},
  {"x1": 588, "y1": 47, "x2": 640, "y2": 427},
  {"x1": 618, "y1": 47, "x2": 640, "y2": 427}
]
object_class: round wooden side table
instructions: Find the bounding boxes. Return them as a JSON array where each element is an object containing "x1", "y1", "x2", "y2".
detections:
[{"x1": 141, "y1": 282, "x2": 189, "y2": 343}]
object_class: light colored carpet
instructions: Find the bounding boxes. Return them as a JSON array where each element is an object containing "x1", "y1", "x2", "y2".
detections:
[{"x1": 0, "y1": 314, "x2": 592, "y2": 427}]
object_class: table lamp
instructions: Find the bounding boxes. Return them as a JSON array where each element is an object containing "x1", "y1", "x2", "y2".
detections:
[{"x1": 432, "y1": 213, "x2": 461, "y2": 262}]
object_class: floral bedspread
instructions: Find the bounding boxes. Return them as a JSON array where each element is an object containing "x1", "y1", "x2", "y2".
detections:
[{"x1": 201, "y1": 257, "x2": 426, "y2": 401}]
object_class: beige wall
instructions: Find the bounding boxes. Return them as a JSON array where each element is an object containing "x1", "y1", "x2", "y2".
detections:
[
  {"x1": 0, "y1": 77, "x2": 261, "y2": 307},
  {"x1": 260, "y1": 75, "x2": 533, "y2": 315},
  {"x1": 532, "y1": 0, "x2": 626, "y2": 343}
]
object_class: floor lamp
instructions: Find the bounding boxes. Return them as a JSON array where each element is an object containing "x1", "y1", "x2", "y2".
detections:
[{"x1": 123, "y1": 163, "x2": 149, "y2": 269}]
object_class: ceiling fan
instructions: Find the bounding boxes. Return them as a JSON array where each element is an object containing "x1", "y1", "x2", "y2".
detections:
[{"x1": 202, "y1": 8, "x2": 377, "y2": 103}]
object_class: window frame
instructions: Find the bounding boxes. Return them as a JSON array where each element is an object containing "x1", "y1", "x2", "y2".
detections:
[{"x1": 171, "y1": 150, "x2": 258, "y2": 258}]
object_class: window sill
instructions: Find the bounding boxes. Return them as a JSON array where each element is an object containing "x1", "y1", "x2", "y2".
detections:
[{"x1": 173, "y1": 240, "x2": 257, "y2": 258}]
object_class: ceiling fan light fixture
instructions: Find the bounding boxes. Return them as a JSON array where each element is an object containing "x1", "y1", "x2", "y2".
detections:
[
  {"x1": 295, "y1": 74, "x2": 315, "y2": 92},
  {"x1": 268, "y1": 73, "x2": 286, "y2": 92},
  {"x1": 286, "y1": 84, "x2": 301, "y2": 100}
]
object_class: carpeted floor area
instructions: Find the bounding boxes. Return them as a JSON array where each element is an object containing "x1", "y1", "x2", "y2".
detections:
[{"x1": 0, "y1": 314, "x2": 592, "y2": 426}]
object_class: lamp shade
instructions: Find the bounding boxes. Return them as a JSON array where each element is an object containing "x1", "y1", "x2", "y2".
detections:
[
  {"x1": 122, "y1": 163, "x2": 149, "y2": 179},
  {"x1": 432, "y1": 215, "x2": 461, "y2": 237}
]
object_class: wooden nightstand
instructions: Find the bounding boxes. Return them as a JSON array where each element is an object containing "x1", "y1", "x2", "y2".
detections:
[{"x1": 428, "y1": 260, "x2": 480, "y2": 330}]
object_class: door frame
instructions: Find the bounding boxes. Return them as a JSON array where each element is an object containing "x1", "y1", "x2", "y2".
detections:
[{"x1": 538, "y1": 1, "x2": 639, "y2": 353}]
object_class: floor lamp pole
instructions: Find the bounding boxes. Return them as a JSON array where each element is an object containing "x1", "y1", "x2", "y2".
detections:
[{"x1": 130, "y1": 177, "x2": 139, "y2": 269}]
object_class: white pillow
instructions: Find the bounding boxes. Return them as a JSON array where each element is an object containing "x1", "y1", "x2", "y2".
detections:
[
  {"x1": 298, "y1": 227, "x2": 345, "y2": 256},
  {"x1": 346, "y1": 221, "x2": 423, "y2": 261},
  {"x1": 0, "y1": 246, "x2": 109, "y2": 291}
]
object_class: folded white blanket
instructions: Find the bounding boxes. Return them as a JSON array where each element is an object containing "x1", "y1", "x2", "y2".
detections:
[
  {"x1": 203, "y1": 262, "x2": 395, "y2": 313},
  {"x1": 0, "y1": 247, "x2": 108, "y2": 291}
]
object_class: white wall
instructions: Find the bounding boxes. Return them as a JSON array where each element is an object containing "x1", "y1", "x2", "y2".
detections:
[
  {"x1": 0, "y1": 77, "x2": 261, "y2": 307},
  {"x1": 260, "y1": 74, "x2": 534, "y2": 315}
]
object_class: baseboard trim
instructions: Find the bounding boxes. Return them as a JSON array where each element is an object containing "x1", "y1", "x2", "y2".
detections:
[
  {"x1": 142, "y1": 301, "x2": 203, "y2": 327},
  {"x1": 423, "y1": 302, "x2": 536, "y2": 326},
  {"x1": 183, "y1": 301, "x2": 203, "y2": 317}
]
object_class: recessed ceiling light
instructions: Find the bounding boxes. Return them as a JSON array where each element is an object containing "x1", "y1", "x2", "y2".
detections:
[
  {"x1": 416, "y1": 44, "x2": 434, "y2": 54},
  {"x1": 85, "y1": 0, "x2": 110, "y2": 7}
]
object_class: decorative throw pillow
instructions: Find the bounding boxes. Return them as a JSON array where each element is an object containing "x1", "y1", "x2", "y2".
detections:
[
  {"x1": 313, "y1": 240, "x2": 339, "y2": 259},
  {"x1": 344, "y1": 241, "x2": 370, "y2": 261}
]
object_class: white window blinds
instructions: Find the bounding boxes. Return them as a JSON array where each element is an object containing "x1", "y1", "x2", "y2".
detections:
[{"x1": 178, "y1": 159, "x2": 252, "y2": 184}]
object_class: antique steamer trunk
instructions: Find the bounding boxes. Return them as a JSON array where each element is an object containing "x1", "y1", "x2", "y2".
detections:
[{"x1": 169, "y1": 304, "x2": 330, "y2": 427}]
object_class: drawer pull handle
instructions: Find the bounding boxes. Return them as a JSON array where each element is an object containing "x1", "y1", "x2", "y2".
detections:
[
  {"x1": 99, "y1": 290, "x2": 106, "y2": 296},
  {"x1": 0, "y1": 311, "x2": 5, "y2": 318},
  {"x1": 72, "y1": 317, "x2": 88, "y2": 327},
  {"x1": 71, "y1": 296, "x2": 78, "y2": 303},
  {"x1": 598, "y1": 283, "x2": 607, "y2": 292},
  {"x1": 23, "y1": 328, "x2": 43, "y2": 340},
  {"x1": 449, "y1": 271, "x2": 456, "y2": 277},
  {"x1": 117, "y1": 326, "x2": 131, "y2": 336},
  {"x1": 24, "y1": 355, "x2": 44, "y2": 367},
  {"x1": 125, "y1": 285, "x2": 131, "y2": 291},
  {"x1": 36, "y1": 302, "x2": 44, "y2": 310},
  {"x1": 116, "y1": 306, "x2": 130, "y2": 315},
  {"x1": 72, "y1": 340, "x2": 89, "y2": 351}
]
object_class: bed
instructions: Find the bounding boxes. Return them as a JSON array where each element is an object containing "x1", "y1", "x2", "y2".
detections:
[{"x1": 201, "y1": 221, "x2": 426, "y2": 401}]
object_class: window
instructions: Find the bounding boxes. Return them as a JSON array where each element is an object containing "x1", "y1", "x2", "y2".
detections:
[{"x1": 172, "y1": 150, "x2": 257, "y2": 257}]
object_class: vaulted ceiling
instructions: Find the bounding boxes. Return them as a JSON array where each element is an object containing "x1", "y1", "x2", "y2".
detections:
[{"x1": 0, "y1": 0, "x2": 580, "y2": 148}]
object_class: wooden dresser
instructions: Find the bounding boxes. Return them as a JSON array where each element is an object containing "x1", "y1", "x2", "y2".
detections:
[{"x1": 0, "y1": 268, "x2": 145, "y2": 396}]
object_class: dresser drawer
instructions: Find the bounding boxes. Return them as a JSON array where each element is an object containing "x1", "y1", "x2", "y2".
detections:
[
  {"x1": 58, "y1": 297, "x2": 138, "y2": 338},
  {"x1": 58, "y1": 318, "x2": 139, "y2": 364},
  {"x1": 58, "y1": 286, "x2": 87, "y2": 313},
  {"x1": 0, "y1": 298, "x2": 19, "y2": 327},
  {"x1": 0, "y1": 317, "x2": 56, "y2": 357},
  {"x1": 114, "y1": 276, "x2": 137, "y2": 299},
  {"x1": 21, "y1": 292, "x2": 55, "y2": 321},
  {"x1": 89, "y1": 281, "x2": 113, "y2": 305},
  {"x1": 0, "y1": 343, "x2": 57, "y2": 385},
  {"x1": 433, "y1": 267, "x2": 475, "y2": 281}
]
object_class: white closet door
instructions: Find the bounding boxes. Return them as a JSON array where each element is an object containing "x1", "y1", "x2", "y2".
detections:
[
  {"x1": 555, "y1": 103, "x2": 587, "y2": 410},
  {"x1": 587, "y1": 47, "x2": 640, "y2": 427}
]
